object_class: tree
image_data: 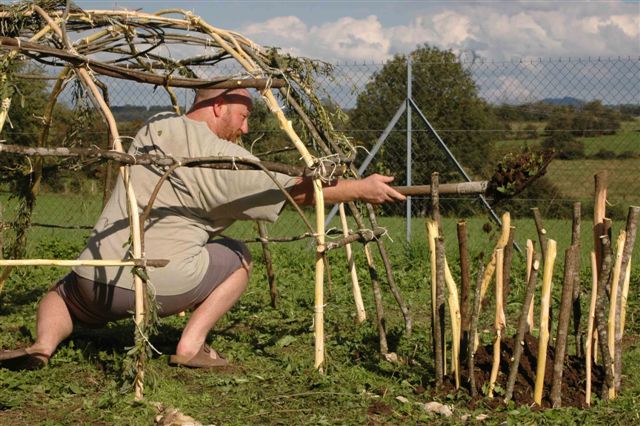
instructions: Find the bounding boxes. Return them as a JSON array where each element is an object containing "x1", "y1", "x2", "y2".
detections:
[{"x1": 350, "y1": 45, "x2": 496, "y2": 186}]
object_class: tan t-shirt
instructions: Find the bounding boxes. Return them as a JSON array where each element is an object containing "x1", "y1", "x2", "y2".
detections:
[{"x1": 74, "y1": 112, "x2": 295, "y2": 295}]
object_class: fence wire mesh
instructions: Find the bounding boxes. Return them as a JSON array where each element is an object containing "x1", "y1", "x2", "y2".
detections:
[{"x1": 1, "y1": 56, "x2": 638, "y2": 272}]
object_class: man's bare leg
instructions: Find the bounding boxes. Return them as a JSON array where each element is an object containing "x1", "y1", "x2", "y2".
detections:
[
  {"x1": 27, "y1": 291, "x2": 74, "y2": 357},
  {"x1": 175, "y1": 266, "x2": 250, "y2": 359}
]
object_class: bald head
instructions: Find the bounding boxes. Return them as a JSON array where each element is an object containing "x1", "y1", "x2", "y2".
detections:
[
  {"x1": 192, "y1": 88, "x2": 252, "y2": 111},
  {"x1": 187, "y1": 87, "x2": 253, "y2": 142}
]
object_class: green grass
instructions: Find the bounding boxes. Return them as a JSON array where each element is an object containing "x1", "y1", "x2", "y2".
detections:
[{"x1": 1, "y1": 197, "x2": 640, "y2": 424}]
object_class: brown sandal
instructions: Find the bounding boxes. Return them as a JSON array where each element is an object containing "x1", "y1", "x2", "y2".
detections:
[
  {"x1": 169, "y1": 345, "x2": 228, "y2": 368},
  {"x1": 0, "y1": 348, "x2": 49, "y2": 370}
]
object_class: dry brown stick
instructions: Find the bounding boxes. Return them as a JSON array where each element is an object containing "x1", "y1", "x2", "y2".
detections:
[
  {"x1": 504, "y1": 252, "x2": 540, "y2": 403},
  {"x1": 458, "y1": 220, "x2": 471, "y2": 361},
  {"x1": 586, "y1": 251, "x2": 598, "y2": 406},
  {"x1": 431, "y1": 174, "x2": 444, "y2": 373},
  {"x1": 434, "y1": 236, "x2": 446, "y2": 387},
  {"x1": 551, "y1": 244, "x2": 579, "y2": 407},
  {"x1": 488, "y1": 248, "x2": 506, "y2": 398},
  {"x1": 594, "y1": 235, "x2": 614, "y2": 399},
  {"x1": 571, "y1": 202, "x2": 583, "y2": 358},
  {"x1": 614, "y1": 206, "x2": 639, "y2": 392},
  {"x1": 534, "y1": 239, "x2": 557, "y2": 406},
  {"x1": 257, "y1": 221, "x2": 277, "y2": 309},
  {"x1": 365, "y1": 204, "x2": 412, "y2": 335},
  {"x1": 532, "y1": 207, "x2": 548, "y2": 264},
  {"x1": 0, "y1": 36, "x2": 286, "y2": 89},
  {"x1": 364, "y1": 244, "x2": 388, "y2": 355},
  {"x1": 502, "y1": 226, "x2": 515, "y2": 306},
  {"x1": 324, "y1": 227, "x2": 387, "y2": 251},
  {"x1": 468, "y1": 261, "x2": 485, "y2": 397}
]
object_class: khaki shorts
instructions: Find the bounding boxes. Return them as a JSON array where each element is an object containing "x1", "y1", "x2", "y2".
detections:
[{"x1": 54, "y1": 238, "x2": 251, "y2": 327}]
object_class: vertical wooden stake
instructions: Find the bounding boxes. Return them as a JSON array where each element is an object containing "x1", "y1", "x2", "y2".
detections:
[
  {"x1": 257, "y1": 221, "x2": 278, "y2": 308},
  {"x1": 526, "y1": 239, "x2": 535, "y2": 332},
  {"x1": 458, "y1": 220, "x2": 471, "y2": 360},
  {"x1": 551, "y1": 245, "x2": 578, "y2": 407},
  {"x1": 502, "y1": 226, "x2": 515, "y2": 305},
  {"x1": 571, "y1": 202, "x2": 582, "y2": 357},
  {"x1": 434, "y1": 236, "x2": 446, "y2": 387},
  {"x1": 488, "y1": 248, "x2": 506, "y2": 398},
  {"x1": 505, "y1": 254, "x2": 540, "y2": 403},
  {"x1": 468, "y1": 261, "x2": 485, "y2": 397},
  {"x1": 585, "y1": 252, "x2": 598, "y2": 407},
  {"x1": 593, "y1": 171, "x2": 608, "y2": 280},
  {"x1": 595, "y1": 235, "x2": 615, "y2": 399},
  {"x1": 607, "y1": 230, "x2": 626, "y2": 399},
  {"x1": 364, "y1": 244, "x2": 388, "y2": 355},
  {"x1": 534, "y1": 239, "x2": 557, "y2": 406},
  {"x1": 339, "y1": 203, "x2": 366, "y2": 323},
  {"x1": 531, "y1": 207, "x2": 548, "y2": 262}
]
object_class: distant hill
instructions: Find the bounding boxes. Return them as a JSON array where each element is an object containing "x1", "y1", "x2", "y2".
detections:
[
  {"x1": 540, "y1": 97, "x2": 586, "y2": 106},
  {"x1": 111, "y1": 105, "x2": 175, "y2": 122}
]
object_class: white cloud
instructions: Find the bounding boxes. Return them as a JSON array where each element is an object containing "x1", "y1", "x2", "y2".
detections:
[{"x1": 238, "y1": 2, "x2": 639, "y2": 62}]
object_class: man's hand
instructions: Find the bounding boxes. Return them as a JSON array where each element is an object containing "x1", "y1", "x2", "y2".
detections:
[{"x1": 356, "y1": 174, "x2": 406, "y2": 204}]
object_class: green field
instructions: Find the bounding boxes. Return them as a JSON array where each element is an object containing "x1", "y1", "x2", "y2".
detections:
[{"x1": 1, "y1": 193, "x2": 640, "y2": 424}]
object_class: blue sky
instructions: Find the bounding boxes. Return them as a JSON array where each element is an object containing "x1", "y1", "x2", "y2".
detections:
[{"x1": 74, "y1": 1, "x2": 639, "y2": 61}]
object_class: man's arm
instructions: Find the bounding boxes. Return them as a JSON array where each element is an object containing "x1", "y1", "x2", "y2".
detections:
[{"x1": 288, "y1": 173, "x2": 406, "y2": 205}]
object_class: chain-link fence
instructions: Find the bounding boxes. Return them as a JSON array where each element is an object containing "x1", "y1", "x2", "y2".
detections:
[{"x1": 1, "y1": 56, "x2": 638, "y2": 268}]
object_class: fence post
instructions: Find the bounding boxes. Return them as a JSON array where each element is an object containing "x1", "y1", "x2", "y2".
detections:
[{"x1": 406, "y1": 55, "x2": 412, "y2": 242}]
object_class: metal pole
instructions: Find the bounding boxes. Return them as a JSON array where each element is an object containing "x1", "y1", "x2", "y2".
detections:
[
  {"x1": 406, "y1": 55, "x2": 412, "y2": 242},
  {"x1": 324, "y1": 102, "x2": 407, "y2": 227}
]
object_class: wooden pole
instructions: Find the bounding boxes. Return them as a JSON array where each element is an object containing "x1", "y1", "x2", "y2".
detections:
[
  {"x1": 467, "y1": 261, "x2": 485, "y2": 397},
  {"x1": 595, "y1": 235, "x2": 614, "y2": 399},
  {"x1": 614, "y1": 206, "x2": 639, "y2": 392},
  {"x1": 364, "y1": 244, "x2": 388, "y2": 355},
  {"x1": 551, "y1": 244, "x2": 578, "y2": 407},
  {"x1": 339, "y1": 203, "x2": 366, "y2": 323},
  {"x1": 531, "y1": 207, "x2": 548, "y2": 263},
  {"x1": 505, "y1": 253, "x2": 540, "y2": 403},
  {"x1": 257, "y1": 221, "x2": 277, "y2": 308},
  {"x1": 526, "y1": 239, "x2": 536, "y2": 332},
  {"x1": 585, "y1": 252, "x2": 598, "y2": 407},
  {"x1": 434, "y1": 236, "x2": 446, "y2": 387},
  {"x1": 479, "y1": 212, "x2": 511, "y2": 303},
  {"x1": 458, "y1": 220, "x2": 471, "y2": 361},
  {"x1": 534, "y1": 239, "x2": 557, "y2": 406},
  {"x1": 502, "y1": 226, "x2": 515, "y2": 306},
  {"x1": 607, "y1": 230, "x2": 626, "y2": 399},
  {"x1": 488, "y1": 248, "x2": 506, "y2": 398},
  {"x1": 593, "y1": 171, "x2": 608, "y2": 279},
  {"x1": 571, "y1": 202, "x2": 582, "y2": 357}
]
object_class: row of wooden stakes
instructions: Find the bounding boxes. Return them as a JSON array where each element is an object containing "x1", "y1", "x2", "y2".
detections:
[{"x1": 425, "y1": 173, "x2": 638, "y2": 408}]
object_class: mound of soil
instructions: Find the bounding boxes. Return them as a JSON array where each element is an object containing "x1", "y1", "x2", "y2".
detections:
[{"x1": 464, "y1": 333, "x2": 605, "y2": 408}]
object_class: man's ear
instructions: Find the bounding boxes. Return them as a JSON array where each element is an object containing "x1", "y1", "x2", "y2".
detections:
[{"x1": 212, "y1": 98, "x2": 226, "y2": 117}]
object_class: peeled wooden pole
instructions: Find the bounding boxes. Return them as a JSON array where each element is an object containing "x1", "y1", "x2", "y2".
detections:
[
  {"x1": 594, "y1": 235, "x2": 614, "y2": 399},
  {"x1": 339, "y1": 203, "x2": 366, "y2": 323},
  {"x1": 479, "y1": 212, "x2": 511, "y2": 303},
  {"x1": 505, "y1": 253, "x2": 540, "y2": 403},
  {"x1": 607, "y1": 230, "x2": 626, "y2": 399},
  {"x1": 467, "y1": 261, "x2": 485, "y2": 397},
  {"x1": 614, "y1": 206, "x2": 639, "y2": 392},
  {"x1": 444, "y1": 253, "x2": 462, "y2": 389},
  {"x1": 488, "y1": 248, "x2": 506, "y2": 398},
  {"x1": 534, "y1": 239, "x2": 557, "y2": 406},
  {"x1": 593, "y1": 171, "x2": 608, "y2": 279},
  {"x1": 551, "y1": 245, "x2": 579, "y2": 407},
  {"x1": 502, "y1": 227, "x2": 515, "y2": 306},
  {"x1": 526, "y1": 240, "x2": 536, "y2": 332},
  {"x1": 585, "y1": 252, "x2": 598, "y2": 407}
]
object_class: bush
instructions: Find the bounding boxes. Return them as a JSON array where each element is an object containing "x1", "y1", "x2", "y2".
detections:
[
  {"x1": 541, "y1": 132, "x2": 585, "y2": 160},
  {"x1": 591, "y1": 149, "x2": 617, "y2": 160}
]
